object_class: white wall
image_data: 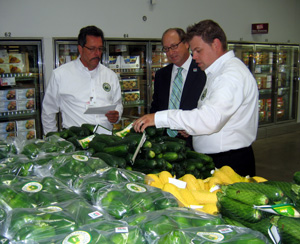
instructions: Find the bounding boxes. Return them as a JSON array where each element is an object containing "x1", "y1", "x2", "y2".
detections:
[{"x1": 1, "y1": 0, "x2": 299, "y2": 82}]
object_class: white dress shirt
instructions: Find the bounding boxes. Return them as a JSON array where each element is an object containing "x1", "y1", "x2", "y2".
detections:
[
  {"x1": 169, "y1": 55, "x2": 192, "y2": 98},
  {"x1": 42, "y1": 57, "x2": 123, "y2": 135},
  {"x1": 155, "y1": 50, "x2": 259, "y2": 154}
]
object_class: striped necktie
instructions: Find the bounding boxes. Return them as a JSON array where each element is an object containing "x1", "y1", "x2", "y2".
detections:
[{"x1": 167, "y1": 67, "x2": 183, "y2": 137}]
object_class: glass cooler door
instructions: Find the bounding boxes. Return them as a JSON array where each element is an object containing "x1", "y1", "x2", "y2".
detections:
[
  {"x1": 0, "y1": 39, "x2": 44, "y2": 139},
  {"x1": 104, "y1": 40, "x2": 149, "y2": 128},
  {"x1": 275, "y1": 45, "x2": 299, "y2": 122}
]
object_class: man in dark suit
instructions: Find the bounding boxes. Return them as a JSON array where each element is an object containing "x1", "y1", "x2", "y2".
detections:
[{"x1": 150, "y1": 28, "x2": 206, "y2": 149}]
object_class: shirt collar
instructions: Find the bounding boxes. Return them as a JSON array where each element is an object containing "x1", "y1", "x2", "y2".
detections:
[
  {"x1": 173, "y1": 54, "x2": 192, "y2": 72},
  {"x1": 75, "y1": 56, "x2": 100, "y2": 72},
  {"x1": 205, "y1": 50, "x2": 234, "y2": 76}
]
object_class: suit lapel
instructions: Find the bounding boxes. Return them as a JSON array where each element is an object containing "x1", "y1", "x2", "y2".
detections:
[{"x1": 180, "y1": 60, "x2": 198, "y2": 106}]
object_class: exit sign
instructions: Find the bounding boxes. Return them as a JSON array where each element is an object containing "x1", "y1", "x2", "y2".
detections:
[{"x1": 252, "y1": 23, "x2": 269, "y2": 34}]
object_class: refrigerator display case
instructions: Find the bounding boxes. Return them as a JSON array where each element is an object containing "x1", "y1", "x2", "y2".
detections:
[
  {"x1": 228, "y1": 42, "x2": 299, "y2": 126},
  {"x1": 150, "y1": 41, "x2": 169, "y2": 99},
  {"x1": 0, "y1": 38, "x2": 44, "y2": 140}
]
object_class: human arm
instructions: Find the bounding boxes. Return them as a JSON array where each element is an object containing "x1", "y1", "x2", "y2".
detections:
[
  {"x1": 41, "y1": 72, "x2": 60, "y2": 135},
  {"x1": 108, "y1": 71, "x2": 123, "y2": 123}
]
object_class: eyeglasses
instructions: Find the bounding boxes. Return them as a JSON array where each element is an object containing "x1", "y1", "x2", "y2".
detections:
[
  {"x1": 162, "y1": 41, "x2": 182, "y2": 53},
  {"x1": 84, "y1": 46, "x2": 106, "y2": 52}
]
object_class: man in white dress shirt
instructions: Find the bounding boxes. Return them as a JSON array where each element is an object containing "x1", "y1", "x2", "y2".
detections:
[
  {"x1": 133, "y1": 20, "x2": 259, "y2": 176},
  {"x1": 42, "y1": 26, "x2": 123, "y2": 135}
]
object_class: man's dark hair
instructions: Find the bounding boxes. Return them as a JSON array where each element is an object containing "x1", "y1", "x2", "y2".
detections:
[
  {"x1": 78, "y1": 26, "x2": 105, "y2": 47},
  {"x1": 161, "y1": 28, "x2": 187, "y2": 45},
  {"x1": 186, "y1": 19, "x2": 227, "y2": 51}
]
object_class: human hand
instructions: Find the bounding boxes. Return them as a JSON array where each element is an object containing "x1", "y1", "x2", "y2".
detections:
[
  {"x1": 178, "y1": 130, "x2": 190, "y2": 138},
  {"x1": 133, "y1": 114, "x2": 155, "y2": 132},
  {"x1": 105, "y1": 110, "x2": 119, "y2": 123}
]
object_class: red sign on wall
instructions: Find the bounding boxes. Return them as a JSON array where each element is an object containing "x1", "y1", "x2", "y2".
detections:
[{"x1": 252, "y1": 23, "x2": 269, "y2": 34}]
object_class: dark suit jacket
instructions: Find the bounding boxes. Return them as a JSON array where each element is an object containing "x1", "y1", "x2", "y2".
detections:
[{"x1": 150, "y1": 59, "x2": 206, "y2": 113}]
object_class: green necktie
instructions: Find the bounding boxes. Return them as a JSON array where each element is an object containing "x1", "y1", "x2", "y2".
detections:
[{"x1": 167, "y1": 67, "x2": 183, "y2": 137}]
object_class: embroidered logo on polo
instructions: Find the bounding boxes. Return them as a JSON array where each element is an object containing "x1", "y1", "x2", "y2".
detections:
[
  {"x1": 103, "y1": 83, "x2": 111, "y2": 92},
  {"x1": 201, "y1": 88, "x2": 207, "y2": 101}
]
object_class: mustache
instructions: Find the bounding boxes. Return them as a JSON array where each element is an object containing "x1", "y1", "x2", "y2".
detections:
[{"x1": 91, "y1": 57, "x2": 101, "y2": 61}]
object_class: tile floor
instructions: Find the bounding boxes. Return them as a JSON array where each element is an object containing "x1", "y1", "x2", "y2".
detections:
[{"x1": 252, "y1": 129, "x2": 300, "y2": 182}]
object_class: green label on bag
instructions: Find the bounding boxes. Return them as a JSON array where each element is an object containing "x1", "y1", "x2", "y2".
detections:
[
  {"x1": 63, "y1": 231, "x2": 91, "y2": 244},
  {"x1": 255, "y1": 204, "x2": 300, "y2": 218}
]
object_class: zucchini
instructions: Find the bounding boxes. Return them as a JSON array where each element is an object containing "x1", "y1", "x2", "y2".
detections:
[
  {"x1": 220, "y1": 186, "x2": 269, "y2": 205},
  {"x1": 293, "y1": 171, "x2": 300, "y2": 185},
  {"x1": 273, "y1": 215, "x2": 300, "y2": 244},
  {"x1": 88, "y1": 140, "x2": 106, "y2": 153},
  {"x1": 163, "y1": 141, "x2": 185, "y2": 152},
  {"x1": 133, "y1": 159, "x2": 157, "y2": 170},
  {"x1": 162, "y1": 152, "x2": 178, "y2": 162},
  {"x1": 93, "y1": 134, "x2": 115, "y2": 145},
  {"x1": 69, "y1": 126, "x2": 90, "y2": 138},
  {"x1": 81, "y1": 123, "x2": 96, "y2": 134},
  {"x1": 261, "y1": 181, "x2": 293, "y2": 200},
  {"x1": 185, "y1": 158, "x2": 204, "y2": 170},
  {"x1": 145, "y1": 126, "x2": 156, "y2": 137},
  {"x1": 228, "y1": 182, "x2": 284, "y2": 203},
  {"x1": 150, "y1": 143, "x2": 162, "y2": 155},
  {"x1": 217, "y1": 194, "x2": 262, "y2": 223},
  {"x1": 110, "y1": 135, "x2": 142, "y2": 152},
  {"x1": 161, "y1": 136, "x2": 186, "y2": 145},
  {"x1": 103, "y1": 144, "x2": 129, "y2": 157},
  {"x1": 186, "y1": 150, "x2": 213, "y2": 163},
  {"x1": 93, "y1": 152, "x2": 126, "y2": 168}
]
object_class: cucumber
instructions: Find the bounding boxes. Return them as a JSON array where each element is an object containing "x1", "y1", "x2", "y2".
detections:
[
  {"x1": 110, "y1": 134, "x2": 142, "y2": 152},
  {"x1": 141, "y1": 148, "x2": 156, "y2": 159},
  {"x1": 133, "y1": 159, "x2": 157, "y2": 170},
  {"x1": 222, "y1": 216, "x2": 246, "y2": 227},
  {"x1": 162, "y1": 152, "x2": 178, "y2": 162},
  {"x1": 185, "y1": 158, "x2": 204, "y2": 170},
  {"x1": 217, "y1": 194, "x2": 262, "y2": 223},
  {"x1": 81, "y1": 123, "x2": 96, "y2": 134},
  {"x1": 93, "y1": 152, "x2": 126, "y2": 168},
  {"x1": 150, "y1": 143, "x2": 162, "y2": 155},
  {"x1": 93, "y1": 134, "x2": 115, "y2": 145},
  {"x1": 273, "y1": 215, "x2": 300, "y2": 244},
  {"x1": 228, "y1": 182, "x2": 284, "y2": 203},
  {"x1": 163, "y1": 141, "x2": 185, "y2": 152},
  {"x1": 142, "y1": 140, "x2": 152, "y2": 148},
  {"x1": 186, "y1": 150, "x2": 213, "y2": 163},
  {"x1": 220, "y1": 186, "x2": 269, "y2": 205},
  {"x1": 103, "y1": 144, "x2": 129, "y2": 157},
  {"x1": 293, "y1": 171, "x2": 300, "y2": 185},
  {"x1": 69, "y1": 126, "x2": 90, "y2": 138},
  {"x1": 161, "y1": 136, "x2": 186, "y2": 146},
  {"x1": 261, "y1": 181, "x2": 293, "y2": 200},
  {"x1": 145, "y1": 126, "x2": 157, "y2": 137},
  {"x1": 88, "y1": 140, "x2": 106, "y2": 153}
]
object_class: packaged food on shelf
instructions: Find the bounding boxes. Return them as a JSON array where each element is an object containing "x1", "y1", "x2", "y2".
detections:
[
  {"x1": 0, "y1": 132, "x2": 16, "y2": 140},
  {"x1": 17, "y1": 99, "x2": 35, "y2": 110},
  {"x1": 16, "y1": 88, "x2": 35, "y2": 99},
  {"x1": 0, "y1": 89, "x2": 16, "y2": 100},
  {"x1": 121, "y1": 78, "x2": 139, "y2": 90},
  {"x1": 122, "y1": 90, "x2": 140, "y2": 104},
  {"x1": 108, "y1": 56, "x2": 121, "y2": 69},
  {"x1": 0, "y1": 121, "x2": 16, "y2": 132},
  {"x1": 16, "y1": 119, "x2": 35, "y2": 131},
  {"x1": 0, "y1": 64, "x2": 10, "y2": 74},
  {"x1": 0, "y1": 100, "x2": 17, "y2": 112},
  {"x1": 17, "y1": 129, "x2": 36, "y2": 140},
  {"x1": 120, "y1": 56, "x2": 140, "y2": 69}
]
